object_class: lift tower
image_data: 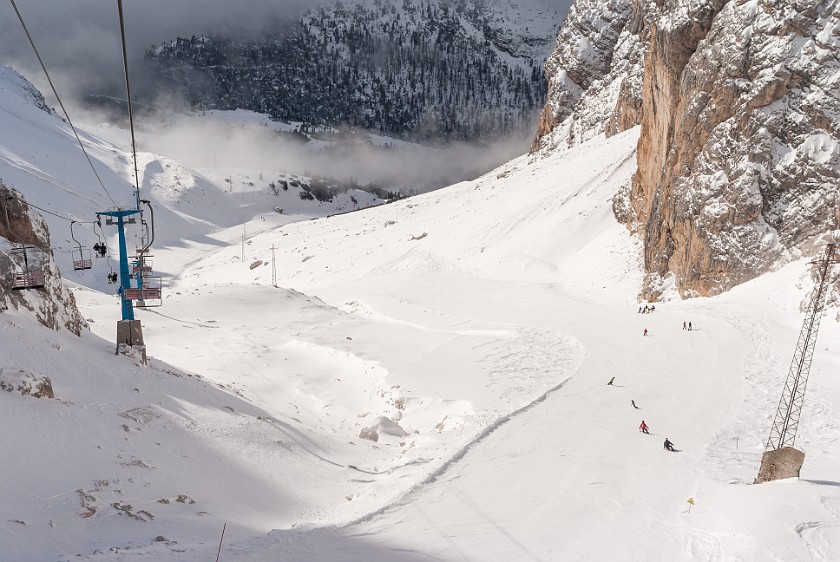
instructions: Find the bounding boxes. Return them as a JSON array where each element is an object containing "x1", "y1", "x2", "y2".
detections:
[
  {"x1": 98, "y1": 208, "x2": 143, "y2": 357},
  {"x1": 756, "y1": 243, "x2": 838, "y2": 483}
]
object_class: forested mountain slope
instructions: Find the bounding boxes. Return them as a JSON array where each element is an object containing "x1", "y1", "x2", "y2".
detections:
[{"x1": 145, "y1": 0, "x2": 562, "y2": 142}]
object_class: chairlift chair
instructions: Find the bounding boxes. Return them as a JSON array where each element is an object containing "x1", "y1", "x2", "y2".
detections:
[
  {"x1": 123, "y1": 275, "x2": 162, "y2": 307},
  {"x1": 131, "y1": 259, "x2": 153, "y2": 278},
  {"x1": 9, "y1": 245, "x2": 46, "y2": 290},
  {"x1": 106, "y1": 255, "x2": 118, "y2": 284},
  {"x1": 4, "y1": 195, "x2": 46, "y2": 290},
  {"x1": 93, "y1": 221, "x2": 107, "y2": 258},
  {"x1": 70, "y1": 221, "x2": 92, "y2": 270}
]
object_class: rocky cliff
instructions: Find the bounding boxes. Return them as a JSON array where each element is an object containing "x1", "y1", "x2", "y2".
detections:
[
  {"x1": 537, "y1": 0, "x2": 840, "y2": 299},
  {"x1": 1, "y1": 183, "x2": 86, "y2": 335},
  {"x1": 533, "y1": 0, "x2": 647, "y2": 151}
]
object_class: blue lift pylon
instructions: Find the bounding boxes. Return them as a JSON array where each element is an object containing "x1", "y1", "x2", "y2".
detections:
[{"x1": 98, "y1": 208, "x2": 145, "y2": 359}]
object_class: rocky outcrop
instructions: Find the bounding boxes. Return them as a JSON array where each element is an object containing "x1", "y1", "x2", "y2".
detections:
[
  {"x1": 532, "y1": 0, "x2": 648, "y2": 152},
  {"x1": 1, "y1": 183, "x2": 87, "y2": 334},
  {"x1": 538, "y1": 0, "x2": 840, "y2": 298},
  {"x1": 0, "y1": 369, "x2": 55, "y2": 399},
  {"x1": 755, "y1": 447, "x2": 805, "y2": 484},
  {"x1": 631, "y1": 0, "x2": 840, "y2": 298}
]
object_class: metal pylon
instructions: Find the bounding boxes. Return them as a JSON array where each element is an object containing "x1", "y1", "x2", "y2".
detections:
[{"x1": 765, "y1": 243, "x2": 838, "y2": 450}]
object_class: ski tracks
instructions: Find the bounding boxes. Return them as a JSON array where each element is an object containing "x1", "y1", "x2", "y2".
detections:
[
  {"x1": 481, "y1": 326, "x2": 583, "y2": 409},
  {"x1": 342, "y1": 325, "x2": 585, "y2": 529},
  {"x1": 703, "y1": 313, "x2": 783, "y2": 483},
  {"x1": 796, "y1": 496, "x2": 840, "y2": 560},
  {"x1": 704, "y1": 311, "x2": 840, "y2": 559}
]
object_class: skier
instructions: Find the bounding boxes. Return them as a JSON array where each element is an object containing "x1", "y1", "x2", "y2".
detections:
[
  {"x1": 639, "y1": 420, "x2": 649, "y2": 434},
  {"x1": 643, "y1": 328, "x2": 648, "y2": 336},
  {"x1": 682, "y1": 321, "x2": 687, "y2": 330},
  {"x1": 664, "y1": 438, "x2": 676, "y2": 451},
  {"x1": 631, "y1": 399, "x2": 638, "y2": 409},
  {"x1": 608, "y1": 376, "x2": 615, "y2": 386},
  {"x1": 688, "y1": 321, "x2": 693, "y2": 331}
]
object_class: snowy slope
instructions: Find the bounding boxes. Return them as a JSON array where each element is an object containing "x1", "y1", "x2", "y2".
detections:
[
  {"x1": 2, "y1": 65, "x2": 840, "y2": 561},
  {"x1": 79, "y1": 129, "x2": 840, "y2": 561},
  {"x1": 0, "y1": 66, "x2": 386, "y2": 294}
]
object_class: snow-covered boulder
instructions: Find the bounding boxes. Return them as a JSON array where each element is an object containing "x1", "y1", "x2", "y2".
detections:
[{"x1": 0, "y1": 368, "x2": 54, "y2": 399}]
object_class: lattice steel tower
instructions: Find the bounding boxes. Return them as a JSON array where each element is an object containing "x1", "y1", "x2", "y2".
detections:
[{"x1": 765, "y1": 243, "x2": 838, "y2": 451}]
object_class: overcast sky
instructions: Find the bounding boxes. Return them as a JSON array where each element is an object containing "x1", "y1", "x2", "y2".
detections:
[
  {"x1": 0, "y1": 0, "x2": 572, "y2": 103},
  {"x1": 0, "y1": 0, "x2": 313, "y2": 100}
]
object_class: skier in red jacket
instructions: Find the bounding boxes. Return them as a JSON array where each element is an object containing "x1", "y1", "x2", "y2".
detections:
[{"x1": 639, "y1": 420, "x2": 649, "y2": 434}]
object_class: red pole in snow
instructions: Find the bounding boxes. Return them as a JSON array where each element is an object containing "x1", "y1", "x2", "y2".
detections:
[{"x1": 215, "y1": 522, "x2": 227, "y2": 562}]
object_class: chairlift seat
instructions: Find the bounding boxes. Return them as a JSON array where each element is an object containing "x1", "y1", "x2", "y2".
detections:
[
  {"x1": 12, "y1": 270, "x2": 45, "y2": 290},
  {"x1": 123, "y1": 276, "x2": 163, "y2": 307},
  {"x1": 72, "y1": 248, "x2": 93, "y2": 271},
  {"x1": 9, "y1": 245, "x2": 47, "y2": 290}
]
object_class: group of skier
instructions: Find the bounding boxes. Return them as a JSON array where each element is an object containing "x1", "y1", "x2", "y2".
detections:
[
  {"x1": 639, "y1": 420, "x2": 677, "y2": 451},
  {"x1": 617, "y1": 303, "x2": 690, "y2": 452}
]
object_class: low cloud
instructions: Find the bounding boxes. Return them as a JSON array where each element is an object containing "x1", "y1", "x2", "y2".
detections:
[
  {"x1": 94, "y1": 110, "x2": 539, "y2": 195},
  {"x1": 1, "y1": 0, "x2": 570, "y2": 193}
]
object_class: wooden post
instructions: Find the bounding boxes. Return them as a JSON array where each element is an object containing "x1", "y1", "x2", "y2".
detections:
[{"x1": 215, "y1": 522, "x2": 227, "y2": 562}]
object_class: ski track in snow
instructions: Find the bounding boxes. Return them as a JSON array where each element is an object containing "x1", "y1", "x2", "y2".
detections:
[{"x1": 342, "y1": 326, "x2": 585, "y2": 529}]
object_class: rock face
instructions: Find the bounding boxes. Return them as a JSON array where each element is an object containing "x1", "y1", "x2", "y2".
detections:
[
  {"x1": 0, "y1": 183, "x2": 87, "y2": 335},
  {"x1": 538, "y1": 0, "x2": 840, "y2": 298},
  {"x1": 755, "y1": 447, "x2": 805, "y2": 484},
  {"x1": 533, "y1": 0, "x2": 648, "y2": 152}
]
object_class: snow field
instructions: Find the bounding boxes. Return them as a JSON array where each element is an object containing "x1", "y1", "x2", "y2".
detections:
[{"x1": 2, "y1": 62, "x2": 840, "y2": 559}]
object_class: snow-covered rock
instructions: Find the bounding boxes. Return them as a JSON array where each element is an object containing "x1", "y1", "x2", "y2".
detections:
[
  {"x1": 0, "y1": 368, "x2": 54, "y2": 398},
  {"x1": 537, "y1": 0, "x2": 840, "y2": 298},
  {"x1": 1, "y1": 182, "x2": 86, "y2": 334}
]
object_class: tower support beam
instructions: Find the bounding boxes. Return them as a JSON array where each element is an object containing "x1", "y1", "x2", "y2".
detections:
[{"x1": 756, "y1": 243, "x2": 837, "y2": 483}]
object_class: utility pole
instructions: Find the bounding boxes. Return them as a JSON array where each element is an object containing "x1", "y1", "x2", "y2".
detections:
[
  {"x1": 756, "y1": 242, "x2": 838, "y2": 483},
  {"x1": 271, "y1": 244, "x2": 277, "y2": 287}
]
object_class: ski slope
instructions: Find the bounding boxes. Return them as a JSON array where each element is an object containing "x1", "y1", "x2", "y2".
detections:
[{"x1": 2, "y1": 66, "x2": 840, "y2": 560}]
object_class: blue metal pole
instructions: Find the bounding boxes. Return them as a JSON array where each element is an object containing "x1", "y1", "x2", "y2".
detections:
[{"x1": 117, "y1": 215, "x2": 134, "y2": 321}]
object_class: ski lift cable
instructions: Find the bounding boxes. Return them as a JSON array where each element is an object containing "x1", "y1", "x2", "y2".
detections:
[
  {"x1": 116, "y1": 0, "x2": 141, "y2": 209},
  {"x1": 23, "y1": 201, "x2": 95, "y2": 225},
  {"x1": 7, "y1": 0, "x2": 119, "y2": 208}
]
